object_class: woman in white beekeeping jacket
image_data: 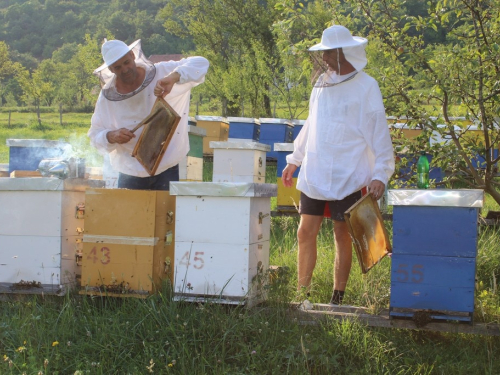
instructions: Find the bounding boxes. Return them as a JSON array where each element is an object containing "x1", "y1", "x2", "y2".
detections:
[{"x1": 281, "y1": 25, "x2": 395, "y2": 305}]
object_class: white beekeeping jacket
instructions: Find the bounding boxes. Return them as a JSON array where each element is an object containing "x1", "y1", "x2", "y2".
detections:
[
  {"x1": 89, "y1": 57, "x2": 209, "y2": 177},
  {"x1": 286, "y1": 70, "x2": 395, "y2": 200}
]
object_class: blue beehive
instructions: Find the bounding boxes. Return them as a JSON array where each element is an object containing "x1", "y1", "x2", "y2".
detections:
[
  {"x1": 7, "y1": 139, "x2": 70, "y2": 173},
  {"x1": 291, "y1": 119, "x2": 305, "y2": 141},
  {"x1": 388, "y1": 189, "x2": 484, "y2": 323},
  {"x1": 258, "y1": 118, "x2": 294, "y2": 160},
  {"x1": 228, "y1": 117, "x2": 261, "y2": 142}
]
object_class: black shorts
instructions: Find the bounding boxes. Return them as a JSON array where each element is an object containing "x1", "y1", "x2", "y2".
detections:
[{"x1": 299, "y1": 190, "x2": 363, "y2": 222}]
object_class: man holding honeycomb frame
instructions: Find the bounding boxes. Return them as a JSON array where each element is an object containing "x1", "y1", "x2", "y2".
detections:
[{"x1": 88, "y1": 39, "x2": 209, "y2": 190}]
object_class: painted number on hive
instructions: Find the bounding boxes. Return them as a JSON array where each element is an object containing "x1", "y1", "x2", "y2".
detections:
[
  {"x1": 179, "y1": 251, "x2": 205, "y2": 269},
  {"x1": 88, "y1": 246, "x2": 111, "y2": 265},
  {"x1": 395, "y1": 263, "x2": 424, "y2": 283}
]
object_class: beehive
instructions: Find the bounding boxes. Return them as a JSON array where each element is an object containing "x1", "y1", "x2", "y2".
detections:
[
  {"x1": 388, "y1": 189, "x2": 483, "y2": 323},
  {"x1": 274, "y1": 143, "x2": 300, "y2": 212},
  {"x1": 0, "y1": 178, "x2": 104, "y2": 295},
  {"x1": 80, "y1": 189, "x2": 175, "y2": 297},
  {"x1": 258, "y1": 118, "x2": 294, "y2": 160},
  {"x1": 291, "y1": 119, "x2": 305, "y2": 141},
  {"x1": 228, "y1": 117, "x2": 261, "y2": 142},
  {"x1": 170, "y1": 182, "x2": 277, "y2": 305},
  {"x1": 102, "y1": 154, "x2": 119, "y2": 189},
  {"x1": 6, "y1": 139, "x2": 70, "y2": 173},
  {"x1": 211, "y1": 141, "x2": 270, "y2": 183},
  {"x1": 195, "y1": 115, "x2": 229, "y2": 155}
]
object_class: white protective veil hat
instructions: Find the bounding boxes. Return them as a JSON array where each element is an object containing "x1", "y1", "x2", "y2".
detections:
[
  {"x1": 309, "y1": 25, "x2": 368, "y2": 72},
  {"x1": 93, "y1": 39, "x2": 156, "y2": 101}
]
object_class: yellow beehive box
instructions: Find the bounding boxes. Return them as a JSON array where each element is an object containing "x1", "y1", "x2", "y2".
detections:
[
  {"x1": 390, "y1": 123, "x2": 422, "y2": 140},
  {"x1": 80, "y1": 189, "x2": 175, "y2": 298},
  {"x1": 195, "y1": 116, "x2": 229, "y2": 155}
]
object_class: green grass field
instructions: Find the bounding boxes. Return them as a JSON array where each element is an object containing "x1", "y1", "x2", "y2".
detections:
[{"x1": 0, "y1": 110, "x2": 499, "y2": 374}]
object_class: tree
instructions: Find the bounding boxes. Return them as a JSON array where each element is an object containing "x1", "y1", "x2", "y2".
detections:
[
  {"x1": 17, "y1": 67, "x2": 55, "y2": 128},
  {"x1": 0, "y1": 41, "x2": 23, "y2": 106},
  {"x1": 160, "y1": 0, "x2": 283, "y2": 117},
  {"x1": 56, "y1": 35, "x2": 102, "y2": 110}
]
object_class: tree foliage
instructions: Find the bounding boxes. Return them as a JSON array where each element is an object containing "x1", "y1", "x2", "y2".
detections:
[
  {"x1": 0, "y1": 0, "x2": 188, "y2": 60},
  {"x1": 160, "y1": 0, "x2": 309, "y2": 118},
  {"x1": 0, "y1": 41, "x2": 23, "y2": 106}
]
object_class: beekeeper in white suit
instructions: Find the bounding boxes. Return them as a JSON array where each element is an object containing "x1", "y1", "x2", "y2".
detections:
[
  {"x1": 282, "y1": 25, "x2": 395, "y2": 305},
  {"x1": 88, "y1": 39, "x2": 209, "y2": 190}
]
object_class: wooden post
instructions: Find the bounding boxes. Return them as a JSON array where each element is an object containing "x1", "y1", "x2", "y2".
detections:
[
  {"x1": 8, "y1": 110, "x2": 11, "y2": 127},
  {"x1": 36, "y1": 100, "x2": 42, "y2": 128},
  {"x1": 59, "y1": 103, "x2": 63, "y2": 126}
]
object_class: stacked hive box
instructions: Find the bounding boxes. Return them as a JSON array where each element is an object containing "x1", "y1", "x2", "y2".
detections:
[
  {"x1": 171, "y1": 182, "x2": 276, "y2": 305},
  {"x1": 0, "y1": 178, "x2": 104, "y2": 295},
  {"x1": 388, "y1": 189, "x2": 483, "y2": 323},
  {"x1": 210, "y1": 141, "x2": 270, "y2": 183},
  {"x1": 195, "y1": 115, "x2": 229, "y2": 156},
  {"x1": 80, "y1": 189, "x2": 176, "y2": 297},
  {"x1": 179, "y1": 125, "x2": 206, "y2": 181},
  {"x1": 258, "y1": 118, "x2": 294, "y2": 160},
  {"x1": 228, "y1": 117, "x2": 261, "y2": 142},
  {"x1": 171, "y1": 140, "x2": 276, "y2": 305}
]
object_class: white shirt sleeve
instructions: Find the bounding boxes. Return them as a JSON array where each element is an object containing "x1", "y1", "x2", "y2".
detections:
[
  {"x1": 286, "y1": 117, "x2": 310, "y2": 167},
  {"x1": 88, "y1": 93, "x2": 117, "y2": 155},
  {"x1": 160, "y1": 56, "x2": 209, "y2": 85},
  {"x1": 361, "y1": 109, "x2": 395, "y2": 185}
]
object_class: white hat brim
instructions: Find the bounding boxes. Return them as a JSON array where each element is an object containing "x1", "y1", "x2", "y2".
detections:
[
  {"x1": 308, "y1": 36, "x2": 367, "y2": 51},
  {"x1": 94, "y1": 39, "x2": 141, "y2": 74}
]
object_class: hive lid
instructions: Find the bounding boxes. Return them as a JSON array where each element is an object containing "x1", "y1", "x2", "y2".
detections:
[
  {"x1": 195, "y1": 115, "x2": 229, "y2": 123},
  {"x1": 388, "y1": 189, "x2": 484, "y2": 207},
  {"x1": 188, "y1": 125, "x2": 206, "y2": 137},
  {"x1": 209, "y1": 141, "x2": 270, "y2": 152},
  {"x1": 170, "y1": 182, "x2": 277, "y2": 197},
  {"x1": 291, "y1": 119, "x2": 306, "y2": 125},
  {"x1": 344, "y1": 194, "x2": 391, "y2": 274},
  {"x1": 274, "y1": 143, "x2": 294, "y2": 152},
  {"x1": 0, "y1": 177, "x2": 105, "y2": 191},
  {"x1": 6, "y1": 139, "x2": 70, "y2": 148},
  {"x1": 227, "y1": 117, "x2": 261, "y2": 124},
  {"x1": 258, "y1": 118, "x2": 294, "y2": 126}
]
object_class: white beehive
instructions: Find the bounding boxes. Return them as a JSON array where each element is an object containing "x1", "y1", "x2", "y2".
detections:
[
  {"x1": 102, "y1": 154, "x2": 119, "y2": 188},
  {"x1": 170, "y1": 182, "x2": 277, "y2": 304},
  {"x1": 0, "y1": 178, "x2": 105, "y2": 295},
  {"x1": 210, "y1": 141, "x2": 270, "y2": 183}
]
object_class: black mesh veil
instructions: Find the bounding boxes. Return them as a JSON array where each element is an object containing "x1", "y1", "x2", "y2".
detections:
[{"x1": 309, "y1": 50, "x2": 359, "y2": 88}]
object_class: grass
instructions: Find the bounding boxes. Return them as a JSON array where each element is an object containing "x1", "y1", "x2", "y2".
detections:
[
  {"x1": 0, "y1": 110, "x2": 500, "y2": 374},
  {"x1": 1, "y1": 220, "x2": 499, "y2": 374}
]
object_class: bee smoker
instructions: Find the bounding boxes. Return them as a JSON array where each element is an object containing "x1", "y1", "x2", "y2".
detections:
[{"x1": 38, "y1": 158, "x2": 86, "y2": 179}]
